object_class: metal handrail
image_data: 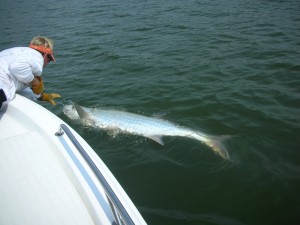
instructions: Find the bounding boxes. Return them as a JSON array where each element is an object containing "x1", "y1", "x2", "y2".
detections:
[{"x1": 58, "y1": 124, "x2": 135, "y2": 225}]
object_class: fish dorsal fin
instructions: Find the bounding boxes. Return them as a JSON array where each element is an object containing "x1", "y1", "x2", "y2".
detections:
[
  {"x1": 74, "y1": 103, "x2": 90, "y2": 120},
  {"x1": 74, "y1": 103, "x2": 96, "y2": 127},
  {"x1": 149, "y1": 136, "x2": 164, "y2": 145}
]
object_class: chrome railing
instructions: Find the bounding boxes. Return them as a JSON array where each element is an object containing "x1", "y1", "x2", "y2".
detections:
[{"x1": 56, "y1": 124, "x2": 135, "y2": 225}]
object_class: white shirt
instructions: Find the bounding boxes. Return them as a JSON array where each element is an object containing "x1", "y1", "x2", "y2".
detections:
[{"x1": 0, "y1": 47, "x2": 44, "y2": 91}]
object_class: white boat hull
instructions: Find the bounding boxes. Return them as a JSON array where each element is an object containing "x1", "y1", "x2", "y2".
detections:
[{"x1": 0, "y1": 94, "x2": 147, "y2": 225}]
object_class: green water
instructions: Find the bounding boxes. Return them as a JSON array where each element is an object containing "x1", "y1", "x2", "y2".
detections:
[{"x1": 1, "y1": 0, "x2": 300, "y2": 224}]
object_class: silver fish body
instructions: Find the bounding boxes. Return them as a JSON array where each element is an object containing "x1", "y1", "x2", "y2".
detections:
[{"x1": 63, "y1": 104, "x2": 230, "y2": 160}]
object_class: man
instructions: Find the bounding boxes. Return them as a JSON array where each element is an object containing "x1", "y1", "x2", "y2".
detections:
[{"x1": 0, "y1": 36, "x2": 61, "y2": 110}]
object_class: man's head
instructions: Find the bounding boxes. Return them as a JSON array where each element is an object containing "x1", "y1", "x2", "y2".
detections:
[{"x1": 29, "y1": 36, "x2": 56, "y2": 66}]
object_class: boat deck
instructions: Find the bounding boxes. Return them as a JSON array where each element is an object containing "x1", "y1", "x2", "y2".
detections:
[{"x1": 0, "y1": 95, "x2": 146, "y2": 225}]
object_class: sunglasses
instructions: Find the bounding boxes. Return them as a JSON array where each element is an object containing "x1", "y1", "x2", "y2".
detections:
[
  {"x1": 47, "y1": 54, "x2": 53, "y2": 61},
  {"x1": 44, "y1": 53, "x2": 54, "y2": 62}
]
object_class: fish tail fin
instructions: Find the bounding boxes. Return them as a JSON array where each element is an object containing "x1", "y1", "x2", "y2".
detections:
[{"x1": 204, "y1": 135, "x2": 231, "y2": 160}]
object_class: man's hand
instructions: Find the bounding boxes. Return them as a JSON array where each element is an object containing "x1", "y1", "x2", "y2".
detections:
[
  {"x1": 39, "y1": 93, "x2": 61, "y2": 105},
  {"x1": 31, "y1": 76, "x2": 44, "y2": 95}
]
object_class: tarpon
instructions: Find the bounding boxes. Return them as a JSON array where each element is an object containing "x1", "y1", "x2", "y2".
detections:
[{"x1": 63, "y1": 104, "x2": 230, "y2": 160}]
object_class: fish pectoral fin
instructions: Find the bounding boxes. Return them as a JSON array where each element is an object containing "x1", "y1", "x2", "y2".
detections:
[{"x1": 149, "y1": 136, "x2": 164, "y2": 145}]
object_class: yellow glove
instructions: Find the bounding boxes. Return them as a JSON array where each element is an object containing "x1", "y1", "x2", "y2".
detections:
[
  {"x1": 39, "y1": 92, "x2": 61, "y2": 106},
  {"x1": 31, "y1": 77, "x2": 44, "y2": 95}
]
